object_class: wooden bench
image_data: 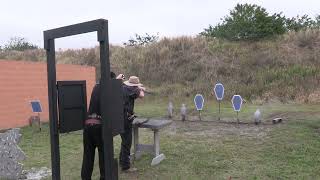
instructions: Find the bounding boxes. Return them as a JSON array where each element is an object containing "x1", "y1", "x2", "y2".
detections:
[{"x1": 132, "y1": 119, "x2": 172, "y2": 166}]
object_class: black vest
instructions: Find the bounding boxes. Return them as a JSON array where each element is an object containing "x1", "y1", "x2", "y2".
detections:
[{"x1": 123, "y1": 85, "x2": 140, "y2": 118}]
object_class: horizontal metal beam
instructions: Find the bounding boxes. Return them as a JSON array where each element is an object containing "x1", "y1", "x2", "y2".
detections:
[{"x1": 43, "y1": 19, "x2": 108, "y2": 49}]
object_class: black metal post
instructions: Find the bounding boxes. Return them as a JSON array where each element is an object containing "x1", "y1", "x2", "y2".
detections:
[
  {"x1": 237, "y1": 111, "x2": 239, "y2": 124},
  {"x1": 99, "y1": 23, "x2": 117, "y2": 179},
  {"x1": 46, "y1": 39, "x2": 61, "y2": 180},
  {"x1": 218, "y1": 101, "x2": 221, "y2": 121},
  {"x1": 199, "y1": 110, "x2": 202, "y2": 121}
]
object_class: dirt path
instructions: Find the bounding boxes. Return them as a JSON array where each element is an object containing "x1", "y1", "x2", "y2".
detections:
[{"x1": 164, "y1": 111, "x2": 320, "y2": 138}]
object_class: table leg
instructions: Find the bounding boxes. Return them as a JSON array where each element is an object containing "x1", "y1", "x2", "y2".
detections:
[
  {"x1": 151, "y1": 130, "x2": 165, "y2": 166},
  {"x1": 133, "y1": 126, "x2": 139, "y2": 158},
  {"x1": 154, "y1": 130, "x2": 159, "y2": 156}
]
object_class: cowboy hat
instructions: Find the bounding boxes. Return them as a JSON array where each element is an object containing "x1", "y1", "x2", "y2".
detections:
[{"x1": 123, "y1": 76, "x2": 143, "y2": 87}]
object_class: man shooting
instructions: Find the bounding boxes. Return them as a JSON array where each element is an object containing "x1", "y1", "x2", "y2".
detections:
[{"x1": 119, "y1": 76, "x2": 145, "y2": 172}]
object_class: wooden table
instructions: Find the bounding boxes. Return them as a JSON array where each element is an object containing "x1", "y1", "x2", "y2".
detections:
[{"x1": 132, "y1": 119, "x2": 172, "y2": 166}]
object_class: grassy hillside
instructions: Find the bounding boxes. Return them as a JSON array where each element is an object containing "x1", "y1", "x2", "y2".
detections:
[{"x1": 1, "y1": 30, "x2": 319, "y2": 103}]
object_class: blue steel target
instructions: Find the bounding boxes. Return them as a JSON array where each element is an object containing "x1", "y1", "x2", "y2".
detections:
[
  {"x1": 231, "y1": 95, "x2": 243, "y2": 112},
  {"x1": 194, "y1": 94, "x2": 204, "y2": 111},
  {"x1": 30, "y1": 100, "x2": 42, "y2": 113},
  {"x1": 214, "y1": 83, "x2": 224, "y2": 101}
]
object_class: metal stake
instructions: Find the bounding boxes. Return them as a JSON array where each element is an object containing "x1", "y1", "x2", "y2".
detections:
[
  {"x1": 237, "y1": 111, "x2": 239, "y2": 124},
  {"x1": 218, "y1": 101, "x2": 221, "y2": 121}
]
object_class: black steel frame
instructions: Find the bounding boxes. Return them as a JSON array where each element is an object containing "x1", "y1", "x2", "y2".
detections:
[{"x1": 44, "y1": 19, "x2": 117, "y2": 180}]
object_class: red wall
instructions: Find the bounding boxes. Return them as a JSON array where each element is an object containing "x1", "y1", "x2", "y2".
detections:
[{"x1": 0, "y1": 60, "x2": 96, "y2": 129}]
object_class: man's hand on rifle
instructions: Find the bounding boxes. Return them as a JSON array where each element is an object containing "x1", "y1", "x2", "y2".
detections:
[
  {"x1": 138, "y1": 86, "x2": 146, "y2": 92},
  {"x1": 116, "y1": 74, "x2": 125, "y2": 80}
]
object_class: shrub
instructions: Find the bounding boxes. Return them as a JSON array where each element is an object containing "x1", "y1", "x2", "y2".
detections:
[
  {"x1": 200, "y1": 3, "x2": 287, "y2": 41},
  {"x1": 3, "y1": 37, "x2": 38, "y2": 51},
  {"x1": 123, "y1": 33, "x2": 159, "y2": 46}
]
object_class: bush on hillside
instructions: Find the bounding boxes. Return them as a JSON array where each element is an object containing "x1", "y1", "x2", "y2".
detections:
[
  {"x1": 200, "y1": 4, "x2": 287, "y2": 41},
  {"x1": 286, "y1": 14, "x2": 320, "y2": 32},
  {"x1": 123, "y1": 33, "x2": 159, "y2": 46},
  {"x1": 201, "y1": 4, "x2": 320, "y2": 41},
  {"x1": 3, "y1": 37, "x2": 38, "y2": 51}
]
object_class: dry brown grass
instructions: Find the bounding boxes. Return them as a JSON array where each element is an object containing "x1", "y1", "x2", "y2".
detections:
[{"x1": 1, "y1": 30, "x2": 319, "y2": 102}]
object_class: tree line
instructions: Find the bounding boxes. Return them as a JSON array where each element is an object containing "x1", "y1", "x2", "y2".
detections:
[
  {"x1": 200, "y1": 3, "x2": 320, "y2": 41},
  {"x1": 2, "y1": 3, "x2": 319, "y2": 51}
]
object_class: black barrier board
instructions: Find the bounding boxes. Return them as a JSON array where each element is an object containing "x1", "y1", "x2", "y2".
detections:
[
  {"x1": 57, "y1": 81, "x2": 87, "y2": 133},
  {"x1": 110, "y1": 79, "x2": 124, "y2": 136}
]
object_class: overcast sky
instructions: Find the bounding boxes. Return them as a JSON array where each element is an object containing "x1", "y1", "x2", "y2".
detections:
[{"x1": 0, "y1": 0, "x2": 319, "y2": 49}]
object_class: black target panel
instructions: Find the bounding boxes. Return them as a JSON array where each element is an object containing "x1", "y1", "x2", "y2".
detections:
[
  {"x1": 109, "y1": 79, "x2": 124, "y2": 136},
  {"x1": 57, "y1": 81, "x2": 87, "y2": 133}
]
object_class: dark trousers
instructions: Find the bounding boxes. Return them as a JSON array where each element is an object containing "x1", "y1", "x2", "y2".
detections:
[
  {"x1": 81, "y1": 125, "x2": 105, "y2": 180},
  {"x1": 119, "y1": 120, "x2": 132, "y2": 170}
]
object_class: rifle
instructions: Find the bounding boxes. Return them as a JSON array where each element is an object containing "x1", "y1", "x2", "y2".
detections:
[{"x1": 143, "y1": 90, "x2": 155, "y2": 95}]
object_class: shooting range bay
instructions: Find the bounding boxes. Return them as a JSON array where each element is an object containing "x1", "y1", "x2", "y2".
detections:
[
  {"x1": 16, "y1": 101, "x2": 320, "y2": 179},
  {"x1": 1, "y1": 2, "x2": 320, "y2": 178}
]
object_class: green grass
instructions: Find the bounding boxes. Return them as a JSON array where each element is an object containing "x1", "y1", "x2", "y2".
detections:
[{"x1": 19, "y1": 100, "x2": 320, "y2": 179}]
